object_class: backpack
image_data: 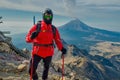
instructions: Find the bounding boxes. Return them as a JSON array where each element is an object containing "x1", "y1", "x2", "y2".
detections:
[{"x1": 36, "y1": 21, "x2": 56, "y2": 38}]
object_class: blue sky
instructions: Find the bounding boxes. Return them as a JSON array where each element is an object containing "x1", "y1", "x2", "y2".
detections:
[{"x1": 0, "y1": 0, "x2": 120, "y2": 34}]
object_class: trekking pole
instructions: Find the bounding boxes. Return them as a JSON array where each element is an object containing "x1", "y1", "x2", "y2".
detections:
[
  {"x1": 30, "y1": 55, "x2": 33, "y2": 80},
  {"x1": 30, "y1": 16, "x2": 36, "y2": 80},
  {"x1": 33, "y1": 16, "x2": 36, "y2": 25},
  {"x1": 62, "y1": 55, "x2": 64, "y2": 80}
]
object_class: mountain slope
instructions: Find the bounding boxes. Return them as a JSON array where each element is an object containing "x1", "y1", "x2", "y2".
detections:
[
  {"x1": 52, "y1": 44, "x2": 120, "y2": 80},
  {"x1": 58, "y1": 19, "x2": 120, "y2": 50},
  {"x1": 90, "y1": 41, "x2": 120, "y2": 58}
]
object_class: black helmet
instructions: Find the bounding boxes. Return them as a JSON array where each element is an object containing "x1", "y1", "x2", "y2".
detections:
[{"x1": 43, "y1": 8, "x2": 53, "y2": 24}]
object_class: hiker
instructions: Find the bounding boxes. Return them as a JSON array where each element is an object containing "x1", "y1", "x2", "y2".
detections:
[{"x1": 26, "y1": 8, "x2": 67, "y2": 80}]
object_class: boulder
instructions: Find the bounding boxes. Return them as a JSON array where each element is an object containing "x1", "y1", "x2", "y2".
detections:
[{"x1": 17, "y1": 63, "x2": 27, "y2": 72}]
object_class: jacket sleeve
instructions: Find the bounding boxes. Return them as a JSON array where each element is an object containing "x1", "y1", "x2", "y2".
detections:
[
  {"x1": 25, "y1": 25, "x2": 36, "y2": 43},
  {"x1": 54, "y1": 28, "x2": 63, "y2": 50}
]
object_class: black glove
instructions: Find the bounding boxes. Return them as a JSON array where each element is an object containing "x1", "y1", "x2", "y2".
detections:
[
  {"x1": 30, "y1": 31, "x2": 38, "y2": 39},
  {"x1": 61, "y1": 47, "x2": 67, "y2": 57}
]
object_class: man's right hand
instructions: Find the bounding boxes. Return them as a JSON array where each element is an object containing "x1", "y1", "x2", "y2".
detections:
[
  {"x1": 61, "y1": 47, "x2": 67, "y2": 58},
  {"x1": 30, "y1": 31, "x2": 38, "y2": 39}
]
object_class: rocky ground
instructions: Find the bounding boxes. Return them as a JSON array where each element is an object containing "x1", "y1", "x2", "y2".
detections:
[
  {"x1": 0, "y1": 41, "x2": 73, "y2": 80},
  {"x1": 0, "y1": 42, "x2": 120, "y2": 80},
  {"x1": 0, "y1": 32, "x2": 120, "y2": 80},
  {"x1": 90, "y1": 41, "x2": 120, "y2": 58}
]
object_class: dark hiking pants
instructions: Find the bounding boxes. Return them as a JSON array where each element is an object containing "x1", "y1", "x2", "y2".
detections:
[{"x1": 29, "y1": 54, "x2": 52, "y2": 80}]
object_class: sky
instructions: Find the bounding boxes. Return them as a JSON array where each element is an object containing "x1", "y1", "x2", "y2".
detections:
[{"x1": 0, "y1": 0, "x2": 120, "y2": 35}]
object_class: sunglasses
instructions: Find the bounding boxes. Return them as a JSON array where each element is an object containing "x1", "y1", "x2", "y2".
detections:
[{"x1": 44, "y1": 14, "x2": 52, "y2": 19}]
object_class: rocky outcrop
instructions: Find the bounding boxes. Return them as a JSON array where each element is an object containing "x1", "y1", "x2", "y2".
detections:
[
  {"x1": 0, "y1": 31, "x2": 29, "y2": 58},
  {"x1": 89, "y1": 41, "x2": 120, "y2": 80},
  {"x1": 0, "y1": 31, "x2": 11, "y2": 42},
  {"x1": 90, "y1": 41, "x2": 120, "y2": 58},
  {"x1": 52, "y1": 43, "x2": 120, "y2": 80}
]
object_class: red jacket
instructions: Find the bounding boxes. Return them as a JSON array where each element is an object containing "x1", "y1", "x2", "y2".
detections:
[{"x1": 26, "y1": 20, "x2": 63, "y2": 58}]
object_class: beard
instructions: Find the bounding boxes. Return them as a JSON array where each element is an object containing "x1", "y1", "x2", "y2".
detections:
[{"x1": 44, "y1": 18, "x2": 52, "y2": 24}]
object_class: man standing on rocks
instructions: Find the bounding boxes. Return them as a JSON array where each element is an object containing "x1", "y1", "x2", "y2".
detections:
[{"x1": 26, "y1": 8, "x2": 67, "y2": 80}]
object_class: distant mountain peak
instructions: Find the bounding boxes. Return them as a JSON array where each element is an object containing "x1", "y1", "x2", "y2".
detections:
[
  {"x1": 71, "y1": 18, "x2": 80, "y2": 21},
  {"x1": 69, "y1": 18, "x2": 84, "y2": 24},
  {"x1": 60, "y1": 18, "x2": 92, "y2": 31}
]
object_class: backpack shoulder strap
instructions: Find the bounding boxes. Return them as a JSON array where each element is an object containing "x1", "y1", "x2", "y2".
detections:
[
  {"x1": 36, "y1": 21, "x2": 56, "y2": 38},
  {"x1": 51, "y1": 25, "x2": 57, "y2": 48},
  {"x1": 51, "y1": 25, "x2": 56, "y2": 37},
  {"x1": 36, "y1": 21, "x2": 41, "y2": 33}
]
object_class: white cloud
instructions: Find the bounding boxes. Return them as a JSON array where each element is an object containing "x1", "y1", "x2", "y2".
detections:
[
  {"x1": 0, "y1": 0, "x2": 64, "y2": 13},
  {"x1": 0, "y1": 0, "x2": 120, "y2": 16},
  {"x1": 0, "y1": 0, "x2": 120, "y2": 32}
]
